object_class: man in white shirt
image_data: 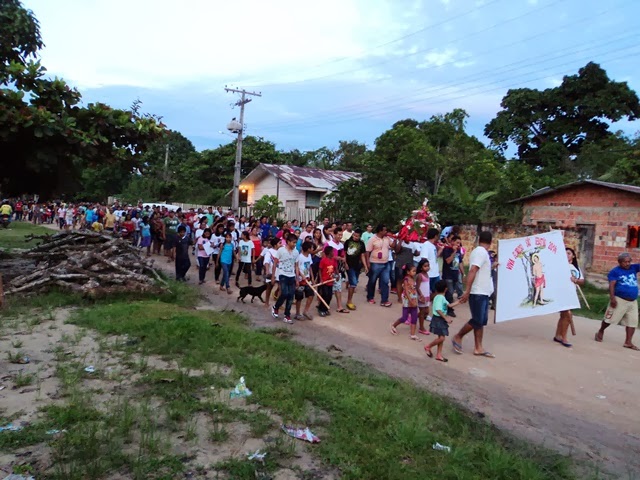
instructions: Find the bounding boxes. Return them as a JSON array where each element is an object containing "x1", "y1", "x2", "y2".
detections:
[
  {"x1": 420, "y1": 228, "x2": 442, "y2": 292},
  {"x1": 452, "y1": 230, "x2": 496, "y2": 358}
]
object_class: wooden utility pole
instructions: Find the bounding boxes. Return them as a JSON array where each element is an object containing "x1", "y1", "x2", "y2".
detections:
[
  {"x1": 163, "y1": 144, "x2": 169, "y2": 181},
  {"x1": 224, "y1": 87, "x2": 261, "y2": 211}
]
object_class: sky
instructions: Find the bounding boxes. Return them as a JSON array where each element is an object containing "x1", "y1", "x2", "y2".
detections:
[{"x1": 23, "y1": 0, "x2": 640, "y2": 153}]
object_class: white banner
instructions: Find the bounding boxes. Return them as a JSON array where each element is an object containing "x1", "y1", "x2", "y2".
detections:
[{"x1": 496, "y1": 230, "x2": 580, "y2": 322}]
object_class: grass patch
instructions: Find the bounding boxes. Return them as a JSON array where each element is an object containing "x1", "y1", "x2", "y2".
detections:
[
  {"x1": 574, "y1": 282, "x2": 610, "y2": 320},
  {"x1": 70, "y1": 300, "x2": 575, "y2": 480},
  {"x1": 0, "y1": 221, "x2": 52, "y2": 250}
]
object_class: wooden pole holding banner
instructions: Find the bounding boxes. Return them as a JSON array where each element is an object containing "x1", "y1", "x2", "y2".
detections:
[
  {"x1": 493, "y1": 241, "x2": 498, "y2": 324},
  {"x1": 305, "y1": 278, "x2": 331, "y2": 311},
  {"x1": 576, "y1": 284, "x2": 590, "y2": 310}
]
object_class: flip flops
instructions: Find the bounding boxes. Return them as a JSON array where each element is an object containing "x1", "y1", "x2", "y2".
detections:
[
  {"x1": 424, "y1": 346, "x2": 433, "y2": 358},
  {"x1": 436, "y1": 357, "x2": 448, "y2": 363},
  {"x1": 623, "y1": 344, "x2": 640, "y2": 351},
  {"x1": 452, "y1": 340, "x2": 463, "y2": 354},
  {"x1": 473, "y1": 351, "x2": 495, "y2": 358},
  {"x1": 553, "y1": 337, "x2": 572, "y2": 348},
  {"x1": 390, "y1": 325, "x2": 398, "y2": 335}
]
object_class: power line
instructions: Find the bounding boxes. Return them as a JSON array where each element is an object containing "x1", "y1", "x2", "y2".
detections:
[
  {"x1": 243, "y1": 0, "x2": 570, "y2": 88},
  {"x1": 256, "y1": 35, "x2": 640, "y2": 132}
]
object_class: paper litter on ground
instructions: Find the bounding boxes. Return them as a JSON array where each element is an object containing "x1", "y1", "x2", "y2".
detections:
[
  {"x1": 230, "y1": 376, "x2": 252, "y2": 398},
  {"x1": 281, "y1": 425, "x2": 320, "y2": 443}
]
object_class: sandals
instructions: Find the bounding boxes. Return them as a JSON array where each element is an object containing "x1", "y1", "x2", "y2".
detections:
[
  {"x1": 381, "y1": 302, "x2": 392, "y2": 307},
  {"x1": 336, "y1": 308, "x2": 350, "y2": 314},
  {"x1": 418, "y1": 329, "x2": 430, "y2": 336},
  {"x1": 424, "y1": 346, "x2": 433, "y2": 358},
  {"x1": 553, "y1": 337, "x2": 572, "y2": 348},
  {"x1": 623, "y1": 344, "x2": 640, "y2": 351},
  {"x1": 409, "y1": 335, "x2": 421, "y2": 342},
  {"x1": 435, "y1": 357, "x2": 449, "y2": 363},
  {"x1": 346, "y1": 303, "x2": 356, "y2": 310},
  {"x1": 473, "y1": 351, "x2": 495, "y2": 358},
  {"x1": 390, "y1": 325, "x2": 398, "y2": 335},
  {"x1": 594, "y1": 332, "x2": 603, "y2": 343}
]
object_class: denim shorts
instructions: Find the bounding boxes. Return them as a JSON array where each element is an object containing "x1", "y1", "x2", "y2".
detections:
[
  {"x1": 468, "y1": 294, "x2": 490, "y2": 330},
  {"x1": 429, "y1": 276, "x2": 441, "y2": 293},
  {"x1": 347, "y1": 268, "x2": 361, "y2": 288}
]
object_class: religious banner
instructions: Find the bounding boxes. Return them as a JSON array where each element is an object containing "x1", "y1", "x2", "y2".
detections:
[{"x1": 496, "y1": 230, "x2": 579, "y2": 323}]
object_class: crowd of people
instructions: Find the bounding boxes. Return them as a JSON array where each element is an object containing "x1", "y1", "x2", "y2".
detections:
[{"x1": 1, "y1": 198, "x2": 637, "y2": 357}]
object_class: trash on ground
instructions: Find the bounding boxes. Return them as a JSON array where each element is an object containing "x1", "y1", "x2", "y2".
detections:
[
  {"x1": 47, "y1": 429, "x2": 67, "y2": 435},
  {"x1": 230, "y1": 376, "x2": 252, "y2": 398},
  {"x1": 10, "y1": 356, "x2": 30, "y2": 365},
  {"x1": 84, "y1": 366, "x2": 96, "y2": 374},
  {"x1": 0, "y1": 385, "x2": 5, "y2": 391},
  {"x1": 247, "y1": 450, "x2": 267, "y2": 461},
  {"x1": 0, "y1": 424, "x2": 23, "y2": 432},
  {"x1": 281, "y1": 425, "x2": 321, "y2": 443},
  {"x1": 596, "y1": 395, "x2": 607, "y2": 399},
  {"x1": 4, "y1": 474, "x2": 36, "y2": 480},
  {"x1": 432, "y1": 442, "x2": 451, "y2": 453}
]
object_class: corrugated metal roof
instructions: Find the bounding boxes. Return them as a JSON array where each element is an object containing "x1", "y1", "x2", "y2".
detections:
[
  {"x1": 510, "y1": 179, "x2": 640, "y2": 203},
  {"x1": 258, "y1": 164, "x2": 361, "y2": 191}
]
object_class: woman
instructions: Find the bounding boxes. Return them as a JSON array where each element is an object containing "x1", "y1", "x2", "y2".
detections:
[
  {"x1": 554, "y1": 247, "x2": 584, "y2": 348},
  {"x1": 196, "y1": 228, "x2": 213, "y2": 284},
  {"x1": 310, "y1": 227, "x2": 325, "y2": 280},
  {"x1": 250, "y1": 226, "x2": 263, "y2": 281}
]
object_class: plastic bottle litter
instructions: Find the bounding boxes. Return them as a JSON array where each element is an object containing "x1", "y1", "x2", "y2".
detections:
[
  {"x1": 247, "y1": 450, "x2": 267, "y2": 461},
  {"x1": 0, "y1": 424, "x2": 23, "y2": 433},
  {"x1": 229, "y1": 377, "x2": 252, "y2": 399},
  {"x1": 84, "y1": 366, "x2": 96, "y2": 374},
  {"x1": 432, "y1": 442, "x2": 451, "y2": 453},
  {"x1": 281, "y1": 425, "x2": 320, "y2": 443}
]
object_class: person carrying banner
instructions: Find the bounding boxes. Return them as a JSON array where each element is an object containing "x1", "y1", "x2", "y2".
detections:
[
  {"x1": 452, "y1": 230, "x2": 495, "y2": 358},
  {"x1": 553, "y1": 248, "x2": 584, "y2": 348},
  {"x1": 595, "y1": 253, "x2": 640, "y2": 350}
]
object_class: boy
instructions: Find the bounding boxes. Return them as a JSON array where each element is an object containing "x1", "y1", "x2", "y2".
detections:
[
  {"x1": 318, "y1": 246, "x2": 337, "y2": 317},
  {"x1": 294, "y1": 241, "x2": 315, "y2": 320},
  {"x1": 272, "y1": 234, "x2": 299, "y2": 324},
  {"x1": 262, "y1": 237, "x2": 280, "y2": 309}
]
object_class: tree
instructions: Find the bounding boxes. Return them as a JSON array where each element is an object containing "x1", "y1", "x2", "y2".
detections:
[
  {"x1": 253, "y1": 195, "x2": 282, "y2": 220},
  {"x1": 485, "y1": 62, "x2": 640, "y2": 182},
  {"x1": 600, "y1": 133, "x2": 640, "y2": 185},
  {"x1": 0, "y1": 1, "x2": 165, "y2": 198}
]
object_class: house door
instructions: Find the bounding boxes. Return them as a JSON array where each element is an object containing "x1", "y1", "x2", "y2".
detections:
[{"x1": 576, "y1": 224, "x2": 595, "y2": 270}]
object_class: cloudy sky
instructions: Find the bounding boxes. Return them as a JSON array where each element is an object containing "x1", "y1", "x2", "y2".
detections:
[{"x1": 23, "y1": 0, "x2": 640, "y2": 152}]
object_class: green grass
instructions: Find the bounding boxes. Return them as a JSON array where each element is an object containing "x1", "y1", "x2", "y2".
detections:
[
  {"x1": 66, "y1": 300, "x2": 575, "y2": 480},
  {"x1": 574, "y1": 282, "x2": 610, "y2": 320},
  {"x1": 0, "y1": 221, "x2": 52, "y2": 250}
]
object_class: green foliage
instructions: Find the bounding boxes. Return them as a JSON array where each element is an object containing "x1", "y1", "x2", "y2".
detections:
[
  {"x1": 485, "y1": 62, "x2": 640, "y2": 182},
  {"x1": 252, "y1": 195, "x2": 282, "y2": 220}
]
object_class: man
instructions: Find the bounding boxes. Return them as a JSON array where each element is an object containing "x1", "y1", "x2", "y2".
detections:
[
  {"x1": 272, "y1": 233, "x2": 300, "y2": 324},
  {"x1": 420, "y1": 228, "x2": 442, "y2": 293},
  {"x1": 205, "y1": 207, "x2": 215, "y2": 227},
  {"x1": 595, "y1": 253, "x2": 640, "y2": 350},
  {"x1": 344, "y1": 228, "x2": 368, "y2": 310},
  {"x1": 259, "y1": 216, "x2": 271, "y2": 240},
  {"x1": 452, "y1": 230, "x2": 495, "y2": 358},
  {"x1": 175, "y1": 225, "x2": 193, "y2": 281},
  {"x1": 361, "y1": 224, "x2": 374, "y2": 246},
  {"x1": 441, "y1": 235, "x2": 462, "y2": 317},
  {"x1": 318, "y1": 217, "x2": 330, "y2": 232},
  {"x1": 269, "y1": 219, "x2": 280, "y2": 238},
  {"x1": 342, "y1": 222, "x2": 354, "y2": 242},
  {"x1": 162, "y1": 210, "x2": 180, "y2": 262},
  {"x1": 365, "y1": 224, "x2": 395, "y2": 307}
]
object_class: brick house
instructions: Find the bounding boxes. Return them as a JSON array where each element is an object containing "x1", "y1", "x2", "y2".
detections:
[{"x1": 512, "y1": 180, "x2": 640, "y2": 272}]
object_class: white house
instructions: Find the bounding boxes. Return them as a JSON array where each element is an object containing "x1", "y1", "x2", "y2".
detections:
[{"x1": 237, "y1": 164, "x2": 361, "y2": 210}]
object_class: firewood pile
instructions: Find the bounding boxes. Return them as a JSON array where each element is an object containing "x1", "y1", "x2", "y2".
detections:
[{"x1": 4, "y1": 231, "x2": 168, "y2": 297}]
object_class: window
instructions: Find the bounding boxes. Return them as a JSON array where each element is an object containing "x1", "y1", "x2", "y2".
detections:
[
  {"x1": 628, "y1": 225, "x2": 640, "y2": 249},
  {"x1": 285, "y1": 200, "x2": 299, "y2": 210},
  {"x1": 305, "y1": 191, "x2": 323, "y2": 208}
]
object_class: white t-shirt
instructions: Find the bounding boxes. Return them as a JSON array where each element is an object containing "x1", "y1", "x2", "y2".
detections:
[
  {"x1": 238, "y1": 239, "x2": 254, "y2": 263},
  {"x1": 296, "y1": 252, "x2": 312, "y2": 283},
  {"x1": 211, "y1": 234, "x2": 224, "y2": 255},
  {"x1": 469, "y1": 245, "x2": 493, "y2": 296},
  {"x1": 275, "y1": 246, "x2": 299, "y2": 278},
  {"x1": 420, "y1": 241, "x2": 440, "y2": 278}
]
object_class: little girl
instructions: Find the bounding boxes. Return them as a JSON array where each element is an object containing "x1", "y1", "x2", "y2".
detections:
[
  {"x1": 217, "y1": 233, "x2": 235, "y2": 294},
  {"x1": 424, "y1": 280, "x2": 460, "y2": 362},
  {"x1": 390, "y1": 263, "x2": 420, "y2": 341},
  {"x1": 416, "y1": 259, "x2": 431, "y2": 335}
]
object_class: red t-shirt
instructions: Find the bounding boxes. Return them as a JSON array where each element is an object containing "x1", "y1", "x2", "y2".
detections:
[
  {"x1": 319, "y1": 257, "x2": 337, "y2": 285},
  {"x1": 252, "y1": 239, "x2": 262, "y2": 257}
]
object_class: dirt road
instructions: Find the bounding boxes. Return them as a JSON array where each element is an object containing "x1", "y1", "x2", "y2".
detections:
[{"x1": 162, "y1": 258, "x2": 637, "y2": 479}]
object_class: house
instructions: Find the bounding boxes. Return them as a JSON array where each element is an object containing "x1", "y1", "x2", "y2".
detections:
[
  {"x1": 512, "y1": 180, "x2": 640, "y2": 272},
  {"x1": 237, "y1": 163, "x2": 361, "y2": 210}
]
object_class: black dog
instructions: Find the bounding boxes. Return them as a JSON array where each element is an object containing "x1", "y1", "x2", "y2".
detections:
[{"x1": 237, "y1": 284, "x2": 267, "y2": 303}]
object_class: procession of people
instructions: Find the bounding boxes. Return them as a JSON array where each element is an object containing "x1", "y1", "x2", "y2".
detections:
[{"x1": 1, "y1": 197, "x2": 638, "y2": 358}]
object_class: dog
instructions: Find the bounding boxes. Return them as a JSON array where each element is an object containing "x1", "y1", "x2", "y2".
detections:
[{"x1": 237, "y1": 284, "x2": 267, "y2": 303}]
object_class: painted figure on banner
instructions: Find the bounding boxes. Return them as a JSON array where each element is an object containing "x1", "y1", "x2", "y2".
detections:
[{"x1": 531, "y1": 254, "x2": 549, "y2": 307}]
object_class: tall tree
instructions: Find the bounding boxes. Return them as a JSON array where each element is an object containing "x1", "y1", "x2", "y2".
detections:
[{"x1": 485, "y1": 62, "x2": 640, "y2": 182}]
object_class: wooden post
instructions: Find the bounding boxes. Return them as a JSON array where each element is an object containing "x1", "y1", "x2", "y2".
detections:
[
  {"x1": 0, "y1": 273, "x2": 4, "y2": 309},
  {"x1": 306, "y1": 279, "x2": 331, "y2": 311},
  {"x1": 493, "y1": 240, "x2": 498, "y2": 324}
]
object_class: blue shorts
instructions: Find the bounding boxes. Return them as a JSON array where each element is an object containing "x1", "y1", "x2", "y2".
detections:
[
  {"x1": 468, "y1": 294, "x2": 490, "y2": 330},
  {"x1": 347, "y1": 267, "x2": 361, "y2": 288}
]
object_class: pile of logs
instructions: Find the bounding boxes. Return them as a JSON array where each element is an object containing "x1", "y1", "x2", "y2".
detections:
[{"x1": 4, "y1": 231, "x2": 167, "y2": 297}]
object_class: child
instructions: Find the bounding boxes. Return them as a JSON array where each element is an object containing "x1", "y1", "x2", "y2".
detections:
[
  {"x1": 416, "y1": 259, "x2": 431, "y2": 335},
  {"x1": 140, "y1": 216, "x2": 152, "y2": 257},
  {"x1": 196, "y1": 228, "x2": 213, "y2": 284},
  {"x1": 294, "y1": 241, "x2": 315, "y2": 320},
  {"x1": 217, "y1": 232, "x2": 235, "y2": 294},
  {"x1": 175, "y1": 225, "x2": 193, "y2": 282},
  {"x1": 390, "y1": 263, "x2": 421, "y2": 340},
  {"x1": 424, "y1": 280, "x2": 460, "y2": 362},
  {"x1": 318, "y1": 246, "x2": 337, "y2": 317},
  {"x1": 262, "y1": 237, "x2": 281, "y2": 308},
  {"x1": 235, "y1": 231, "x2": 254, "y2": 288}
]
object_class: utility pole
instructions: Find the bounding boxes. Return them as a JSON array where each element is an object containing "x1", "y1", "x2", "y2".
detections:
[
  {"x1": 224, "y1": 86, "x2": 261, "y2": 211},
  {"x1": 163, "y1": 144, "x2": 169, "y2": 181}
]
